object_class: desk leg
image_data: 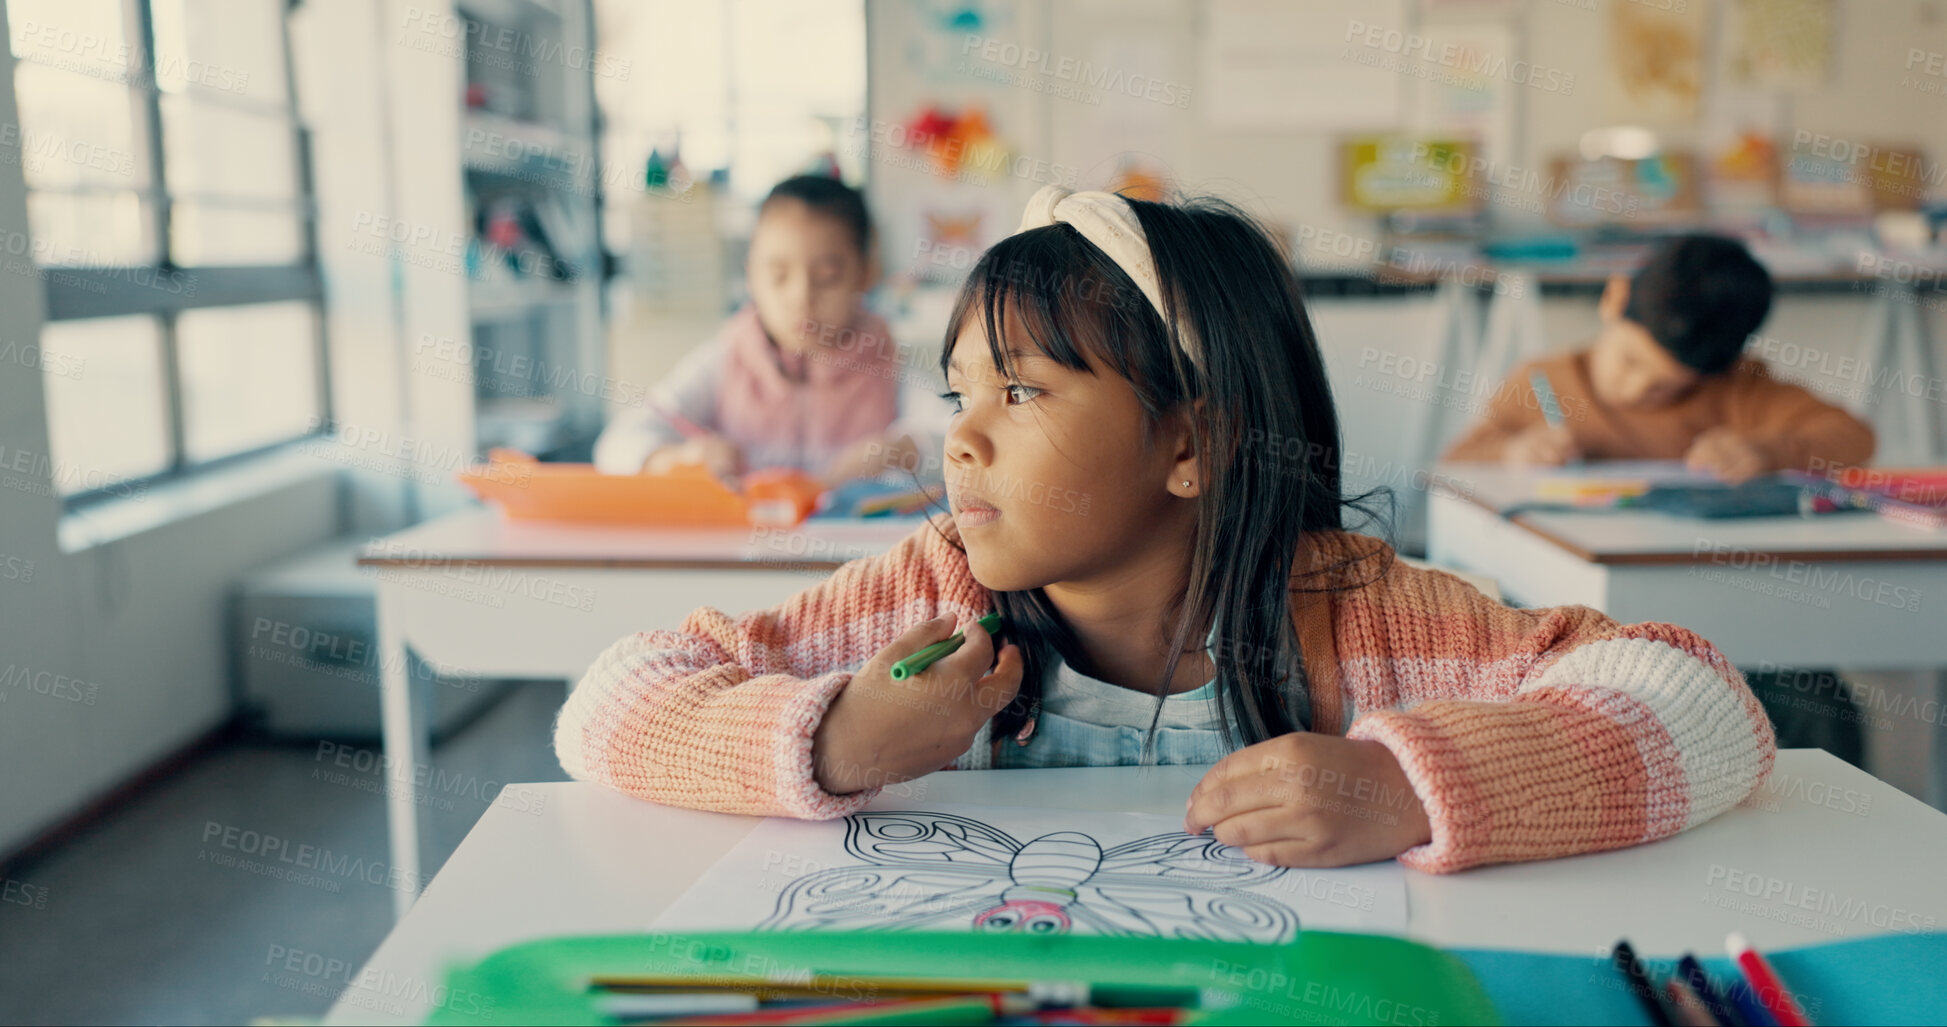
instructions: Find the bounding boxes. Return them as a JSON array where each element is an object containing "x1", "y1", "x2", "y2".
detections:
[
  {"x1": 1933, "y1": 670, "x2": 1947, "y2": 812},
  {"x1": 377, "y1": 581, "x2": 428, "y2": 921}
]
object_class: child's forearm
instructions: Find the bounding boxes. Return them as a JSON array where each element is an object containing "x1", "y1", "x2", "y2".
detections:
[
  {"x1": 1331, "y1": 541, "x2": 1776, "y2": 872},
  {"x1": 1765, "y1": 412, "x2": 1876, "y2": 473},
  {"x1": 554, "y1": 624, "x2": 874, "y2": 819}
]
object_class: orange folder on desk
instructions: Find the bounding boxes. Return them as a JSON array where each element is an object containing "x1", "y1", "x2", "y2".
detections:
[{"x1": 458, "y1": 450, "x2": 826, "y2": 528}]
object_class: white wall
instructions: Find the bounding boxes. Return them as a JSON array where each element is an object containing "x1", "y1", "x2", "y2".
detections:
[
  {"x1": 1034, "y1": 0, "x2": 1947, "y2": 240},
  {"x1": 865, "y1": 0, "x2": 1947, "y2": 495}
]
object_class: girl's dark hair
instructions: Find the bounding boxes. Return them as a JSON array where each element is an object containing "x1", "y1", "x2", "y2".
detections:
[
  {"x1": 761, "y1": 175, "x2": 873, "y2": 257},
  {"x1": 924, "y1": 194, "x2": 1389, "y2": 750}
]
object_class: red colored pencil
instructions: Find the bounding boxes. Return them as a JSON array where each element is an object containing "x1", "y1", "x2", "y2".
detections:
[
  {"x1": 655, "y1": 992, "x2": 1026, "y2": 1025},
  {"x1": 1030, "y1": 1008, "x2": 1192, "y2": 1025},
  {"x1": 1727, "y1": 932, "x2": 1812, "y2": 1026}
]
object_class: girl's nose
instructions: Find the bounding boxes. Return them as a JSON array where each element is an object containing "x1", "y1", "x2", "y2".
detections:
[{"x1": 944, "y1": 411, "x2": 991, "y2": 470}]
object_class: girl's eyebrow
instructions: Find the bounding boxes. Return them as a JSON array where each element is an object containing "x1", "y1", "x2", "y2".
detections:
[{"x1": 947, "y1": 348, "x2": 1051, "y2": 377}]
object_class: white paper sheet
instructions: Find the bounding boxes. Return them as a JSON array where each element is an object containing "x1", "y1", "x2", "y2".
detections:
[{"x1": 653, "y1": 802, "x2": 1408, "y2": 943}]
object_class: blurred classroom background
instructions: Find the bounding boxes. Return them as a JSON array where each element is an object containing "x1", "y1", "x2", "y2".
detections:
[{"x1": 1, "y1": 0, "x2": 1944, "y2": 1022}]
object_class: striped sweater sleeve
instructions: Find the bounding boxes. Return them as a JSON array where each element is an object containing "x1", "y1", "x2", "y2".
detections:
[
  {"x1": 553, "y1": 513, "x2": 989, "y2": 817},
  {"x1": 1332, "y1": 549, "x2": 1776, "y2": 873}
]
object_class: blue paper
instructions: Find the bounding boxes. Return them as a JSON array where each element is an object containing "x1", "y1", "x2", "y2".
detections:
[{"x1": 1454, "y1": 932, "x2": 1947, "y2": 1025}]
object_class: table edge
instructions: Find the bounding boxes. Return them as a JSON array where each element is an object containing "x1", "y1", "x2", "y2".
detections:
[{"x1": 1430, "y1": 478, "x2": 1947, "y2": 565}]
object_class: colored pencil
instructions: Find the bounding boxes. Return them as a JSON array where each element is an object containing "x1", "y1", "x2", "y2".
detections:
[
  {"x1": 1727, "y1": 933, "x2": 1811, "y2": 1027},
  {"x1": 1663, "y1": 978, "x2": 1722, "y2": 1027},
  {"x1": 656, "y1": 993, "x2": 1026, "y2": 1025},
  {"x1": 1530, "y1": 369, "x2": 1566, "y2": 429},
  {"x1": 1529, "y1": 369, "x2": 1581, "y2": 467},
  {"x1": 1725, "y1": 979, "x2": 1779, "y2": 1027},
  {"x1": 1028, "y1": 1008, "x2": 1195, "y2": 1026},
  {"x1": 591, "y1": 972, "x2": 1034, "y2": 995},
  {"x1": 596, "y1": 991, "x2": 762, "y2": 1018},
  {"x1": 644, "y1": 395, "x2": 709, "y2": 441},
  {"x1": 1677, "y1": 954, "x2": 1742, "y2": 1027},
  {"x1": 1612, "y1": 940, "x2": 1674, "y2": 1027},
  {"x1": 589, "y1": 973, "x2": 1199, "y2": 1010}
]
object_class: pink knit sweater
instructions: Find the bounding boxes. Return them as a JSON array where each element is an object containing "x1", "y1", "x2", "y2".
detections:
[{"x1": 554, "y1": 515, "x2": 1775, "y2": 873}]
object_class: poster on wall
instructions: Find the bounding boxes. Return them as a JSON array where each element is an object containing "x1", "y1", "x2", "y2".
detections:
[
  {"x1": 1199, "y1": 0, "x2": 1407, "y2": 131},
  {"x1": 1723, "y1": 0, "x2": 1833, "y2": 90},
  {"x1": 1602, "y1": 0, "x2": 1705, "y2": 125},
  {"x1": 1407, "y1": 22, "x2": 1517, "y2": 173},
  {"x1": 1340, "y1": 136, "x2": 1481, "y2": 213},
  {"x1": 905, "y1": 0, "x2": 1020, "y2": 86}
]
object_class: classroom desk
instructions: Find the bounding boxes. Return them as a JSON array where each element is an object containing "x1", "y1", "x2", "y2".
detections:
[
  {"x1": 355, "y1": 508, "x2": 926, "y2": 918},
  {"x1": 322, "y1": 750, "x2": 1947, "y2": 1025},
  {"x1": 355, "y1": 508, "x2": 1503, "y2": 921},
  {"x1": 1426, "y1": 464, "x2": 1947, "y2": 804}
]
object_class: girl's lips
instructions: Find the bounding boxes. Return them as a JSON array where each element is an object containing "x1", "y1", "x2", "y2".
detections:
[{"x1": 955, "y1": 505, "x2": 1001, "y2": 527}]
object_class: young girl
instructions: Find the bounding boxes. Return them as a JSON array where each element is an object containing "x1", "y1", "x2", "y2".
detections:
[
  {"x1": 558, "y1": 186, "x2": 1775, "y2": 873},
  {"x1": 593, "y1": 174, "x2": 946, "y2": 487}
]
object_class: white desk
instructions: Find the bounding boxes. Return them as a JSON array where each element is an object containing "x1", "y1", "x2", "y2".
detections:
[
  {"x1": 355, "y1": 508, "x2": 925, "y2": 918},
  {"x1": 324, "y1": 751, "x2": 1947, "y2": 1025},
  {"x1": 1427, "y1": 464, "x2": 1947, "y2": 805}
]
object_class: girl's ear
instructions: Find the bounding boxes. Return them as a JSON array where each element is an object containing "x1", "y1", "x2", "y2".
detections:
[{"x1": 1166, "y1": 398, "x2": 1206, "y2": 499}]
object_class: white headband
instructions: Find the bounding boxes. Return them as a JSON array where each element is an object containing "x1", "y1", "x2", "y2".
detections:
[{"x1": 1015, "y1": 184, "x2": 1201, "y2": 370}]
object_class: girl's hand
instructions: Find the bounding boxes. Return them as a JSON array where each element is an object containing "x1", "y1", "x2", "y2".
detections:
[
  {"x1": 813, "y1": 614, "x2": 1023, "y2": 795},
  {"x1": 1184, "y1": 733, "x2": 1432, "y2": 867},
  {"x1": 1503, "y1": 423, "x2": 1580, "y2": 468},
  {"x1": 820, "y1": 433, "x2": 919, "y2": 489},
  {"x1": 1684, "y1": 428, "x2": 1772, "y2": 485},
  {"x1": 643, "y1": 435, "x2": 745, "y2": 484}
]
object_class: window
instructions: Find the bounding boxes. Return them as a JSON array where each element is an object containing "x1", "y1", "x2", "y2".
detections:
[
  {"x1": 591, "y1": 0, "x2": 866, "y2": 242},
  {"x1": 5, "y1": 0, "x2": 323, "y2": 500}
]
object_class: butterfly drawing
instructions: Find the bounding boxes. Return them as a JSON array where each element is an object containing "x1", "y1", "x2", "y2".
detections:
[{"x1": 759, "y1": 811, "x2": 1300, "y2": 943}]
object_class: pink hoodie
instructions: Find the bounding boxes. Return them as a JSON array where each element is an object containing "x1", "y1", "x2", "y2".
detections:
[
  {"x1": 716, "y1": 306, "x2": 899, "y2": 462},
  {"x1": 593, "y1": 305, "x2": 945, "y2": 475}
]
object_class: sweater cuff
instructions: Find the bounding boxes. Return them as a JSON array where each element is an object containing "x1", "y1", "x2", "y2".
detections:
[
  {"x1": 768, "y1": 669, "x2": 883, "y2": 819},
  {"x1": 1348, "y1": 700, "x2": 1646, "y2": 874}
]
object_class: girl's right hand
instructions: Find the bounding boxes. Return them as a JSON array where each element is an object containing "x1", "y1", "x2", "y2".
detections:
[
  {"x1": 643, "y1": 435, "x2": 745, "y2": 482},
  {"x1": 813, "y1": 614, "x2": 1023, "y2": 795},
  {"x1": 1503, "y1": 423, "x2": 1580, "y2": 468}
]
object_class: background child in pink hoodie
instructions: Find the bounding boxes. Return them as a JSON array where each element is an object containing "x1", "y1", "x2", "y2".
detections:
[{"x1": 594, "y1": 175, "x2": 947, "y2": 486}]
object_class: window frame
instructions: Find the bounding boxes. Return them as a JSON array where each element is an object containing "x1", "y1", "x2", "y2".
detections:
[{"x1": 18, "y1": 0, "x2": 328, "y2": 508}]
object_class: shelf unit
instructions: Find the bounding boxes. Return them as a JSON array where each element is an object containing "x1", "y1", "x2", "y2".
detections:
[{"x1": 453, "y1": 0, "x2": 606, "y2": 462}]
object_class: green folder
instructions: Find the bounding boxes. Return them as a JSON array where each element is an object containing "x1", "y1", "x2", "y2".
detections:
[{"x1": 421, "y1": 930, "x2": 1499, "y2": 1025}]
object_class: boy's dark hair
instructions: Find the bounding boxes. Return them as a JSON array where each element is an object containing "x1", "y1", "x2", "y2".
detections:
[
  {"x1": 761, "y1": 175, "x2": 873, "y2": 257},
  {"x1": 1623, "y1": 234, "x2": 1774, "y2": 375},
  {"x1": 922, "y1": 195, "x2": 1390, "y2": 752}
]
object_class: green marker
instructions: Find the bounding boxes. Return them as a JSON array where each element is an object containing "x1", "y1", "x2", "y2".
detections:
[{"x1": 889, "y1": 612, "x2": 1003, "y2": 681}]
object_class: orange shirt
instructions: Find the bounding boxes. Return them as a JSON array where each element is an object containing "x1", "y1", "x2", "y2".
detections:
[{"x1": 1442, "y1": 349, "x2": 1876, "y2": 471}]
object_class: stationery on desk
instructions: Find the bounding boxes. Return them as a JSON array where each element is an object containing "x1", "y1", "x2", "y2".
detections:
[
  {"x1": 1785, "y1": 468, "x2": 1947, "y2": 532},
  {"x1": 1503, "y1": 461, "x2": 1947, "y2": 525},
  {"x1": 426, "y1": 930, "x2": 1499, "y2": 1026},
  {"x1": 456, "y1": 449, "x2": 943, "y2": 530},
  {"x1": 420, "y1": 917, "x2": 1947, "y2": 1024},
  {"x1": 1506, "y1": 461, "x2": 1790, "y2": 518}
]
